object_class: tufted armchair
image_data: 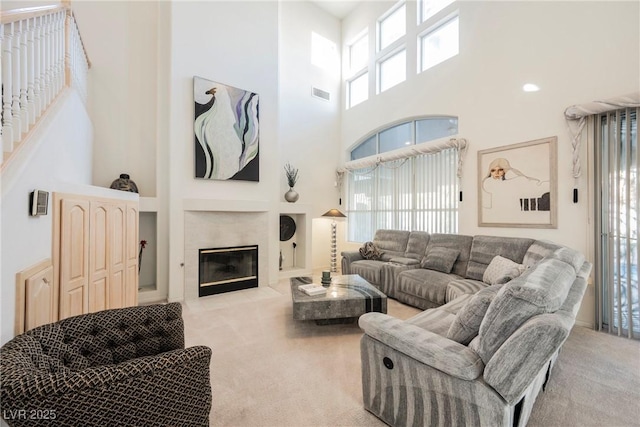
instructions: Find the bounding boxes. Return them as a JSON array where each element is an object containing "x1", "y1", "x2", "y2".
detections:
[{"x1": 1, "y1": 303, "x2": 212, "y2": 427}]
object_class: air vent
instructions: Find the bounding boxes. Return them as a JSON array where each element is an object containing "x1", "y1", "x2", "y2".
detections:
[{"x1": 312, "y1": 87, "x2": 331, "y2": 101}]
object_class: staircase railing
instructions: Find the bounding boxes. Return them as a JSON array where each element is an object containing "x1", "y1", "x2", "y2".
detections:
[{"x1": 1, "y1": 5, "x2": 90, "y2": 166}]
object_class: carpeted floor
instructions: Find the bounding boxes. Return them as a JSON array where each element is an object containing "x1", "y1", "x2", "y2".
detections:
[{"x1": 182, "y1": 279, "x2": 640, "y2": 427}]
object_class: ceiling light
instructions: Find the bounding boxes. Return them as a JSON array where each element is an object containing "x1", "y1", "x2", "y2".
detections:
[{"x1": 523, "y1": 83, "x2": 540, "y2": 92}]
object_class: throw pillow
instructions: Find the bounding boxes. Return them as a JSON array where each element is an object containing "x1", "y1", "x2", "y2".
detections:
[
  {"x1": 421, "y1": 246, "x2": 460, "y2": 274},
  {"x1": 483, "y1": 255, "x2": 525, "y2": 285},
  {"x1": 359, "y1": 241, "x2": 383, "y2": 260},
  {"x1": 447, "y1": 285, "x2": 501, "y2": 345}
]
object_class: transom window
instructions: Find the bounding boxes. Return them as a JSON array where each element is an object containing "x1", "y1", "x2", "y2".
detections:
[
  {"x1": 378, "y1": 49, "x2": 406, "y2": 93},
  {"x1": 378, "y1": 3, "x2": 406, "y2": 51},
  {"x1": 419, "y1": 0, "x2": 455, "y2": 23},
  {"x1": 350, "y1": 116, "x2": 458, "y2": 161},
  {"x1": 420, "y1": 15, "x2": 459, "y2": 72}
]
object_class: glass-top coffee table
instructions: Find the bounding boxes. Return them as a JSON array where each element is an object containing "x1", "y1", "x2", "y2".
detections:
[{"x1": 290, "y1": 274, "x2": 387, "y2": 324}]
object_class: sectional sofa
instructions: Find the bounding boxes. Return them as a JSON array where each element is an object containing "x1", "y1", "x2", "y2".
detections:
[{"x1": 342, "y1": 229, "x2": 591, "y2": 427}]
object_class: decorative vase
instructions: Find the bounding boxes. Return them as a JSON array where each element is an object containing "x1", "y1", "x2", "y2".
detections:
[
  {"x1": 110, "y1": 173, "x2": 139, "y2": 193},
  {"x1": 284, "y1": 187, "x2": 299, "y2": 203}
]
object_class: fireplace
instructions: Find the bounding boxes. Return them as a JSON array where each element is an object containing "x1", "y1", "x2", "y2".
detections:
[{"x1": 199, "y1": 245, "x2": 258, "y2": 297}]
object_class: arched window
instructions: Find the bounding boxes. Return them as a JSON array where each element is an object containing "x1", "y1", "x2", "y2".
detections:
[
  {"x1": 342, "y1": 116, "x2": 462, "y2": 242},
  {"x1": 350, "y1": 116, "x2": 458, "y2": 161}
]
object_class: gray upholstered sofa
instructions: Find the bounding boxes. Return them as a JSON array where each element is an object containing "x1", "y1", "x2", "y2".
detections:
[
  {"x1": 343, "y1": 230, "x2": 591, "y2": 426},
  {"x1": 342, "y1": 229, "x2": 563, "y2": 310},
  {"x1": 0, "y1": 303, "x2": 212, "y2": 427}
]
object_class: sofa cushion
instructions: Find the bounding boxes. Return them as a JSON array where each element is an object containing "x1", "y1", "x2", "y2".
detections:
[
  {"x1": 522, "y1": 240, "x2": 562, "y2": 267},
  {"x1": 359, "y1": 241, "x2": 383, "y2": 260},
  {"x1": 396, "y1": 269, "x2": 460, "y2": 308},
  {"x1": 476, "y1": 258, "x2": 576, "y2": 363},
  {"x1": 482, "y1": 255, "x2": 525, "y2": 285},
  {"x1": 423, "y1": 234, "x2": 473, "y2": 277},
  {"x1": 405, "y1": 306, "x2": 458, "y2": 336},
  {"x1": 421, "y1": 246, "x2": 460, "y2": 273},
  {"x1": 447, "y1": 286, "x2": 501, "y2": 345},
  {"x1": 446, "y1": 279, "x2": 487, "y2": 302},
  {"x1": 373, "y1": 229, "x2": 410, "y2": 261},
  {"x1": 350, "y1": 260, "x2": 386, "y2": 286},
  {"x1": 404, "y1": 231, "x2": 430, "y2": 260},
  {"x1": 466, "y1": 236, "x2": 534, "y2": 281}
]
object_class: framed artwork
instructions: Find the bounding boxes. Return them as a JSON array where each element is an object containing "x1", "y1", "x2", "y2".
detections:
[
  {"x1": 194, "y1": 76, "x2": 260, "y2": 181},
  {"x1": 478, "y1": 136, "x2": 557, "y2": 228}
]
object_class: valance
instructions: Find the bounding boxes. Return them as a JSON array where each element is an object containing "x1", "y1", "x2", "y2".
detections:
[
  {"x1": 338, "y1": 137, "x2": 468, "y2": 178},
  {"x1": 564, "y1": 92, "x2": 640, "y2": 179}
]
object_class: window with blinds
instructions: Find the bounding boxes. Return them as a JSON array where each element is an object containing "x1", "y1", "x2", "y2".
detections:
[
  {"x1": 595, "y1": 107, "x2": 639, "y2": 339},
  {"x1": 347, "y1": 148, "x2": 459, "y2": 242}
]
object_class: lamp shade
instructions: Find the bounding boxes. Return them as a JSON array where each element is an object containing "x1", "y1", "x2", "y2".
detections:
[{"x1": 322, "y1": 209, "x2": 346, "y2": 218}]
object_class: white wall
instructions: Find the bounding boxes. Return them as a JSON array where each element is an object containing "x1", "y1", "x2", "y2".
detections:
[
  {"x1": 1, "y1": 90, "x2": 93, "y2": 345},
  {"x1": 340, "y1": 0, "x2": 640, "y2": 326},
  {"x1": 73, "y1": 1, "x2": 159, "y2": 197},
  {"x1": 166, "y1": 1, "x2": 280, "y2": 300},
  {"x1": 278, "y1": 1, "x2": 343, "y2": 270}
]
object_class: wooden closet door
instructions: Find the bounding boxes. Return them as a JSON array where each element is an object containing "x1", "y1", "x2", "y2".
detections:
[
  {"x1": 59, "y1": 198, "x2": 90, "y2": 319},
  {"x1": 109, "y1": 203, "x2": 127, "y2": 309},
  {"x1": 88, "y1": 201, "x2": 110, "y2": 313},
  {"x1": 124, "y1": 202, "x2": 139, "y2": 307}
]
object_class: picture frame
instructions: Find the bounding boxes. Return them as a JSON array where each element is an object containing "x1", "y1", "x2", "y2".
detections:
[{"x1": 478, "y1": 136, "x2": 557, "y2": 228}]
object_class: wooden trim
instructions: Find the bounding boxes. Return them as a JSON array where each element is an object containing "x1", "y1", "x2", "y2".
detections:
[{"x1": 1, "y1": 5, "x2": 66, "y2": 24}]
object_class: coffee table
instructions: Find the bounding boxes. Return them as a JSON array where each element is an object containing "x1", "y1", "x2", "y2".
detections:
[{"x1": 290, "y1": 274, "x2": 387, "y2": 324}]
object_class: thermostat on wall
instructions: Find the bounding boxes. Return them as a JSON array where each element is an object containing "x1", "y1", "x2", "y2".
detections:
[{"x1": 29, "y1": 190, "x2": 49, "y2": 216}]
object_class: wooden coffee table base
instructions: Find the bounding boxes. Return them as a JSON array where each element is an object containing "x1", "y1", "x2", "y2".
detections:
[{"x1": 290, "y1": 274, "x2": 387, "y2": 324}]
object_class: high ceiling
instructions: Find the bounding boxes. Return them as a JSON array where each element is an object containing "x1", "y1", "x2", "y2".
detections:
[{"x1": 310, "y1": 1, "x2": 361, "y2": 19}]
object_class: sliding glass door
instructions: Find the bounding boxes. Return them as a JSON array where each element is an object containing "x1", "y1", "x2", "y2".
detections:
[{"x1": 595, "y1": 108, "x2": 639, "y2": 339}]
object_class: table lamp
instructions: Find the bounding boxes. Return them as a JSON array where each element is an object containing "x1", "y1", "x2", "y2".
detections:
[{"x1": 321, "y1": 208, "x2": 346, "y2": 273}]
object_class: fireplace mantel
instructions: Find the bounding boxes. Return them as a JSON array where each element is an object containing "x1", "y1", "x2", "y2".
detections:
[{"x1": 183, "y1": 198, "x2": 270, "y2": 212}]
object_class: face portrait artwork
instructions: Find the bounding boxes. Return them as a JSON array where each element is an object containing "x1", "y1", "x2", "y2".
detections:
[{"x1": 478, "y1": 138, "x2": 557, "y2": 228}]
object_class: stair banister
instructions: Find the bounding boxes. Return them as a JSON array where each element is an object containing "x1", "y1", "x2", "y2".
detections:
[{"x1": 1, "y1": 4, "x2": 90, "y2": 167}]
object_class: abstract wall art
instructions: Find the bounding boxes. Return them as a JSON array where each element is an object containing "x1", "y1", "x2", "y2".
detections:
[
  {"x1": 194, "y1": 76, "x2": 259, "y2": 181},
  {"x1": 478, "y1": 136, "x2": 557, "y2": 228}
]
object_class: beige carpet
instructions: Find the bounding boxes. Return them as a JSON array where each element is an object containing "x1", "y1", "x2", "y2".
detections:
[{"x1": 182, "y1": 279, "x2": 640, "y2": 427}]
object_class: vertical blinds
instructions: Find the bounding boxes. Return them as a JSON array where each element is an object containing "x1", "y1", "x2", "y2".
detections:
[
  {"x1": 346, "y1": 148, "x2": 459, "y2": 242},
  {"x1": 595, "y1": 107, "x2": 639, "y2": 339}
]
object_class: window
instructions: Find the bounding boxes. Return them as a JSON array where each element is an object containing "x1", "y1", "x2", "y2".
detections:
[
  {"x1": 378, "y1": 3, "x2": 406, "y2": 51},
  {"x1": 346, "y1": 149, "x2": 459, "y2": 242},
  {"x1": 347, "y1": 72, "x2": 368, "y2": 108},
  {"x1": 350, "y1": 116, "x2": 458, "y2": 161},
  {"x1": 346, "y1": 117, "x2": 460, "y2": 242},
  {"x1": 378, "y1": 49, "x2": 406, "y2": 92},
  {"x1": 595, "y1": 108, "x2": 639, "y2": 339},
  {"x1": 419, "y1": 0, "x2": 455, "y2": 23},
  {"x1": 349, "y1": 33, "x2": 368, "y2": 74},
  {"x1": 420, "y1": 15, "x2": 459, "y2": 72}
]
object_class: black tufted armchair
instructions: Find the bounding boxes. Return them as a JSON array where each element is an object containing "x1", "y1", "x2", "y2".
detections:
[{"x1": 1, "y1": 303, "x2": 212, "y2": 427}]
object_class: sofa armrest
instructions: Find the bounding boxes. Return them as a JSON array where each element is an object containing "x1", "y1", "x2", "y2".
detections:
[
  {"x1": 341, "y1": 251, "x2": 364, "y2": 274},
  {"x1": 5, "y1": 346, "x2": 212, "y2": 400},
  {"x1": 359, "y1": 313, "x2": 484, "y2": 380}
]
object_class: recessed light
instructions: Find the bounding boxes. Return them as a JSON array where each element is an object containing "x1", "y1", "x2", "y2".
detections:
[{"x1": 523, "y1": 83, "x2": 540, "y2": 92}]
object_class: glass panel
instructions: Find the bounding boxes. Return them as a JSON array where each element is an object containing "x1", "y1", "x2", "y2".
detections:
[
  {"x1": 420, "y1": 15, "x2": 459, "y2": 71},
  {"x1": 379, "y1": 49, "x2": 406, "y2": 92},
  {"x1": 379, "y1": 4, "x2": 406, "y2": 50},
  {"x1": 379, "y1": 122, "x2": 411, "y2": 153},
  {"x1": 420, "y1": 0, "x2": 455, "y2": 22},
  {"x1": 351, "y1": 135, "x2": 377, "y2": 161},
  {"x1": 416, "y1": 117, "x2": 458, "y2": 143},
  {"x1": 350, "y1": 33, "x2": 368, "y2": 73},
  {"x1": 348, "y1": 72, "x2": 368, "y2": 108}
]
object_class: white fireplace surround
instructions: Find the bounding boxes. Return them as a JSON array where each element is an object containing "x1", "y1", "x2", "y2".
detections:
[{"x1": 184, "y1": 210, "x2": 269, "y2": 301}]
